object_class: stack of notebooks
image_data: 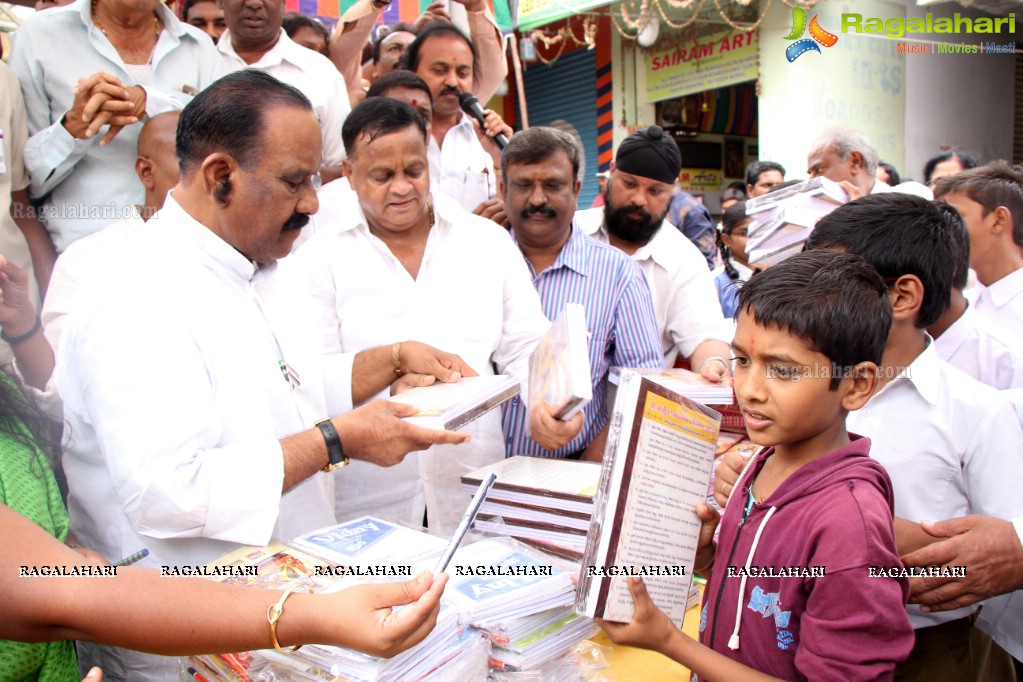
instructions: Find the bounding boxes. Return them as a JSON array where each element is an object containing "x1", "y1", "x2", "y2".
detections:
[
  {"x1": 292, "y1": 515, "x2": 447, "y2": 567},
  {"x1": 418, "y1": 538, "x2": 597, "y2": 676},
  {"x1": 461, "y1": 456, "x2": 602, "y2": 560},
  {"x1": 486, "y1": 606, "x2": 597, "y2": 674},
  {"x1": 743, "y1": 176, "x2": 848, "y2": 268}
]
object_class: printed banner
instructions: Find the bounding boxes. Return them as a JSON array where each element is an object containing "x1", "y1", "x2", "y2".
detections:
[{"x1": 646, "y1": 29, "x2": 759, "y2": 102}]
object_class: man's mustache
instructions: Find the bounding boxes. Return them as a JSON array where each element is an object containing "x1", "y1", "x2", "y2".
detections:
[
  {"x1": 617, "y1": 204, "x2": 652, "y2": 222},
  {"x1": 440, "y1": 86, "x2": 461, "y2": 98},
  {"x1": 522, "y1": 204, "x2": 557, "y2": 219},
  {"x1": 283, "y1": 212, "x2": 310, "y2": 231}
]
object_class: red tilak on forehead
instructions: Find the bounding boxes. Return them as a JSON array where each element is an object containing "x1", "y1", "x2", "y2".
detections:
[{"x1": 411, "y1": 99, "x2": 418, "y2": 107}]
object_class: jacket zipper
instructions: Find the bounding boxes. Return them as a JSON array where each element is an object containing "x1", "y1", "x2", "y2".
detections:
[{"x1": 707, "y1": 492, "x2": 750, "y2": 652}]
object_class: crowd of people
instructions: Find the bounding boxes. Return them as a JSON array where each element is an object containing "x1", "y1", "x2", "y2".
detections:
[{"x1": 1, "y1": 1, "x2": 1022, "y2": 681}]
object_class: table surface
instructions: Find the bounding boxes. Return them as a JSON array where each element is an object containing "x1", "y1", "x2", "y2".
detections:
[{"x1": 595, "y1": 587, "x2": 702, "y2": 680}]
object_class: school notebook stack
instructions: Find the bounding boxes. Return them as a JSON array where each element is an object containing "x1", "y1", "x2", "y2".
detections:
[
  {"x1": 743, "y1": 176, "x2": 848, "y2": 267},
  {"x1": 419, "y1": 537, "x2": 596, "y2": 677},
  {"x1": 292, "y1": 516, "x2": 447, "y2": 568},
  {"x1": 461, "y1": 456, "x2": 602, "y2": 559},
  {"x1": 577, "y1": 370, "x2": 721, "y2": 627}
]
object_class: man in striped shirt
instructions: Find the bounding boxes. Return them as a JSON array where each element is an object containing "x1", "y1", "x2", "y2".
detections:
[{"x1": 500, "y1": 127, "x2": 663, "y2": 461}]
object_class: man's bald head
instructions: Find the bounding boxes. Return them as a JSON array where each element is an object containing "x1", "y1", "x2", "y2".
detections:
[{"x1": 136, "y1": 111, "x2": 182, "y2": 219}]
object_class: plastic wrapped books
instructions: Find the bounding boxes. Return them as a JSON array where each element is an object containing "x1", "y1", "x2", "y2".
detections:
[
  {"x1": 292, "y1": 516, "x2": 446, "y2": 568},
  {"x1": 387, "y1": 374, "x2": 520, "y2": 430},
  {"x1": 422, "y1": 538, "x2": 577, "y2": 630},
  {"x1": 487, "y1": 606, "x2": 599, "y2": 673},
  {"x1": 528, "y1": 302, "x2": 592, "y2": 420}
]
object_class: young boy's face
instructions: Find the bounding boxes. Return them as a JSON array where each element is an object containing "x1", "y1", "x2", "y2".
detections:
[
  {"x1": 942, "y1": 191, "x2": 999, "y2": 272},
  {"x1": 730, "y1": 309, "x2": 856, "y2": 459}
]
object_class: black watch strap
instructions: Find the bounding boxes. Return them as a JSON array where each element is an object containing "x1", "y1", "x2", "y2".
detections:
[{"x1": 316, "y1": 419, "x2": 348, "y2": 472}]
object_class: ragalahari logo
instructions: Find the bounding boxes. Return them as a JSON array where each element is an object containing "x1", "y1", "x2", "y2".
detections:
[{"x1": 784, "y1": 7, "x2": 838, "y2": 62}]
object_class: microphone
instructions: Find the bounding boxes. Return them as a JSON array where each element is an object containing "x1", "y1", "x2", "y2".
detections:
[{"x1": 459, "y1": 92, "x2": 509, "y2": 150}]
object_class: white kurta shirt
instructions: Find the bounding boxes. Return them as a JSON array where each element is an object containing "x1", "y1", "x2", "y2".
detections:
[
  {"x1": 846, "y1": 342, "x2": 1023, "y2": 630},
  {"x1": 218, "y1": 29, "x2": 350, "y2": 167},
  {"x1": 56, "y1": 194, "x2": 339, "y2": 563},
  {"x1": 55, "y1": 195, "x2": 339, "y2": 679},
  {"x1": 576, "y1": 207, "x2": 729, "y2": 366},
  {"x1": 290, "y1": 191, "x2": 550, "y2": 533},
  {"x1": 973, "y1": 267, "x2": 1023, "y2": 340},
  {"x1": 428, "y1": 112, "x2": 496, "y2": 213},
  {"x1": 933, "y1": 305, "x2": 1023, "y2": 390}
]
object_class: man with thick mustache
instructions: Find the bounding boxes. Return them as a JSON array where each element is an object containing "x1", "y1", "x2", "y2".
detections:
[
  {"x1": 576, "y1": 126, "x2": 732, "y2": 376},
  {"x1": 217, "y1": 0, "x2": 350, "y2": 182},
  {"x1": 404, "y1": 22, "x2": 513, "y2": 225},
  {"x1": 55, "y1": 72, "x2": 470, "y2": 680},
  {"x1": 500, "y1": 127, "x2": 662, "y2": 461}
]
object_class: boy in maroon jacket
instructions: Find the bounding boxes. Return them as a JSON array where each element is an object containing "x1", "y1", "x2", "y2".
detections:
[{"x1": 598, "y1": 250, "x2": 914, "y2": 681}]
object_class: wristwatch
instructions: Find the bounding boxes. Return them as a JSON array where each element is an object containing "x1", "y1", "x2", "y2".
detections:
[{"x1": 316, "y1": 419, "x2": 349, "y2": 472}]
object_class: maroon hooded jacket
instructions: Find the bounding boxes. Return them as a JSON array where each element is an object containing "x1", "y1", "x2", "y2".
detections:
[{"x1": 697, "y1": 435, "x2": 914, "y2": 681}]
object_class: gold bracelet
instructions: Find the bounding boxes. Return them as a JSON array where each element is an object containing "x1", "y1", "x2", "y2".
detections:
[
  {"x1": 392, "y1": 342, "x2": 403, "y2": 377},
  {"x1": 267, "y1": 585, "x2": 312, "y2": 654}
]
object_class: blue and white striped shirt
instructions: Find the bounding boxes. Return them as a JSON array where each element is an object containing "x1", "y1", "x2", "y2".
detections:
[{"x1": 502, "y1": 224, "x2": 663, "y2": 458}]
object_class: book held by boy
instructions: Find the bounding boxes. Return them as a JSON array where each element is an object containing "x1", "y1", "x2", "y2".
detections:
[
  {"x1": 528, "y1": 302, "x2": 592, "y2": 420},
  {"x1": 387, "y1": 374, "x2": 520, "y2": 430},
  {"x1": 608, "y1": 366, "x2": 733, "y2": 405},
  {"x1": 576, "y1": 371, "x2": 721, "y2": 627}
]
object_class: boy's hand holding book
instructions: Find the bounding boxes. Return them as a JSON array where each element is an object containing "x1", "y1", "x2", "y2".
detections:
[
  {"x1": 693, "y1": 503, "x2": 721, "y2": 577},
  {"x1": 713, "y1": 449, "x2": 751, "y2": 507},
  {"x1": 595, "y1": 577, "x2": 680, "y2": 652}
]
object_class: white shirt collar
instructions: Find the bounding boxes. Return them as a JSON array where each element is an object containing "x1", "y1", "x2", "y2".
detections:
[
  {"x1": 934, "y1": 305, "x2": 975, "y2": 359},
  {"x1": 577, "y1": 207, "x2": 682, "y2": 272},
  {"x1": 874, "y1": 337, "x2": 942, "y2": 407},
  {"x1": 156, "y1": 192, "x2": 260, "y2": 282},
  {"x1": 982, "y1": 266, "x2": 1023, "y2": 308},
  {"x1": 217, "y1": 29, "x2": 307, "y2": 70}
]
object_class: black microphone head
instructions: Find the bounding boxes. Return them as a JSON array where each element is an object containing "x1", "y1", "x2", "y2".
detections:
[{"x1": 458, "y1": 91, "x2": 481, "y2": 112}]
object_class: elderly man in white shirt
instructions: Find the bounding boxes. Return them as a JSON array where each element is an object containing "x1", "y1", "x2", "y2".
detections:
[
  {"x1": 8, "y1": 0, "x2": 220, "y2": 253},
  {"x1": 55, "y1": 71, "x2": 469, "y2": 681},
  {"x1": 807, "y1": 128, "x2": 932, "y2": 200},
  {"x1": 217, "y1": 0, "x2": 350, "y2": 182},
  {"x1": 290, "y1": 98, "x2": 557, "y2": 534}
]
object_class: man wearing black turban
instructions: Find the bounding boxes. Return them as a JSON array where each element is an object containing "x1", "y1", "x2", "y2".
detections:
[{"x1": 575, "y1": 125, "x2": 733, "y2": 382}]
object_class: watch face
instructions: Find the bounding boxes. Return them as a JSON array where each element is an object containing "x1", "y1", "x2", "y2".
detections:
[{"x1": 322, "y1": 458, "x2": 349, "y2": 473}]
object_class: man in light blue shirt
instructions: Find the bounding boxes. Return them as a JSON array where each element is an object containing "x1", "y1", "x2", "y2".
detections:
[{"x1": 501, "y1": 127, "x2": 663, "y2": 461}]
